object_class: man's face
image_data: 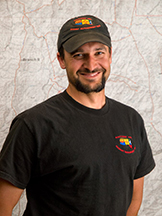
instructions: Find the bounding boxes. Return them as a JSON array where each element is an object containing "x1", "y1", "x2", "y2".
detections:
[{"x1": 58, "y1": 42, "x2": 112, "y2": 94}]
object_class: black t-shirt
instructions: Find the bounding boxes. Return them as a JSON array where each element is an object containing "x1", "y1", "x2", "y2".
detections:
[{"x1": 0, "y1": 91, "x2": 155, "y2": 216}]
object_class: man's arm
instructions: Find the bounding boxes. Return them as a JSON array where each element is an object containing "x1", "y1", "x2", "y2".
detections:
[
  {"x1": 0, "y1": 178, "x2": 24, "y2": 216},
  {"x1": 126, "y1": 177, "x2": 144, "y2": 216}
]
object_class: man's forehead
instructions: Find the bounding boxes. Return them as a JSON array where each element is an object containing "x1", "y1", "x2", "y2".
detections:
[{"x1": 73, "y1": 42, "x2": 108, "y2": 52}]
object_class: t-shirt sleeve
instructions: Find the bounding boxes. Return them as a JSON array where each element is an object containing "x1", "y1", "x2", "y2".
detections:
[
  {"x1": 0, "y1": 116, "x2": 37, "y2": 189},
  {"x1": 134, "y1": 118, "x2": 155, "y2": 179}
]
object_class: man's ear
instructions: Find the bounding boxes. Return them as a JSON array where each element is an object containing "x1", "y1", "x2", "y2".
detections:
[
  {"x1": 109, "y1": 47, "x2": 112, "y2": 64},
  {"x1": 57, "y1": 52, "x2": 66, "y2": 69}
]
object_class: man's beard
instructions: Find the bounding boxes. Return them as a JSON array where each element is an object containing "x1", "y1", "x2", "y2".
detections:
[{"x1": 69, "y1": 68, "x2": 107, "y2": 94}]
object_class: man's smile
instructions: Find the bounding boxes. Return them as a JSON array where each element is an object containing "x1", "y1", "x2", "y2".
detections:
[{"x1": 79, "y1": 71, "x2": 101, "y2": 79}]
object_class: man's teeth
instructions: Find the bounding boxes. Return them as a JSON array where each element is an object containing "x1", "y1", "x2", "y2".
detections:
[
  {"x1": 90, "y1": 72, "x2": 98, "y2": 76},
  {"x1": 82, "y1": 72, "x2": 99, "y2": 76}
]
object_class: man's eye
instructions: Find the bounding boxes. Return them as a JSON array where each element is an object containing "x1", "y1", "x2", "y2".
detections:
[
  {"x1": 96, "y1": 51, "x2": 103, "y2": 55},
  {"x1": 73, "y1": 53, "x2": 83, "y2": 58}
]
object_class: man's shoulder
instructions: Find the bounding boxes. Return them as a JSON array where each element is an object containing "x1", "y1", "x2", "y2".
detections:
[
  {"x1": 107, "y1": 97, "x2": 142, "y2": 120},
  {"x1": 13, "y1": 92, "x2": 66, "y2": 124}
]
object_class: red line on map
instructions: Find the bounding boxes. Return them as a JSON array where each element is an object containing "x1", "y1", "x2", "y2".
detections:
[
  {"x1": 108, "y1": 78, "x2": 138, "y2": 92},
  {"x1": 57, "y1": 0, "x2": 66, "y2": 6},
  {"x1": 147, "y1": 17, "x2": 162, "y2": 37},
  {"x1": 151, "y1": 122, "x2": 162, "y2": 139},
  {"x1": 47, "y1": 78, "x2": 66, "y2": 98}
]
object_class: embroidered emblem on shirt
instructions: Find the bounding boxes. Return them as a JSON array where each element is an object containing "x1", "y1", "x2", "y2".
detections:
[{"x1": 115, "y1": 135, "x2": 136, "y2": 154}]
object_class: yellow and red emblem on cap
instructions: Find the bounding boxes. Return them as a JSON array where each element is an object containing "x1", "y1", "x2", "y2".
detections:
[{"x1": 74, "y1": 18, "x2": 93, "y2": 25}]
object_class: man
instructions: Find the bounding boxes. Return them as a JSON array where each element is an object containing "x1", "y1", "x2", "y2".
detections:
[{"x1": 0, "y1": 15, "x2": 155, "y2": 216}]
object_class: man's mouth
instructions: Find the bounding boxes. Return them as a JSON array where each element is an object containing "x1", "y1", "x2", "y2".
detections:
[{"x1": 80, "y1": 72, "x2": 101, "y2": 78}]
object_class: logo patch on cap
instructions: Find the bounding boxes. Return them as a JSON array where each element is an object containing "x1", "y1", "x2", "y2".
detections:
[{"x1": 74, "y1": 18, "x2": 92, "y2": 26}]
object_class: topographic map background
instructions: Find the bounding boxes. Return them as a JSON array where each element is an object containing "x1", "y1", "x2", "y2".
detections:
[{"x1": 0, "y1": 0, "x2": 162, "y2": 215}]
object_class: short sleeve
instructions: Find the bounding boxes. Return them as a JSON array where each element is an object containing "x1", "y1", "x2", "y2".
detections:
[
  {"x1": 0, "y1": 116, "x2": 37, "y2": 189},
  {"x1": 134, "y1": 118, "x2": 155, "y2": 179}
]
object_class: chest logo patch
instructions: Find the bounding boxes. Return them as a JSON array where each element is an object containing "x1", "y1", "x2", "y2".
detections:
[{"x1": 115, "y1": 135, "x2": 136, "y2": 154}]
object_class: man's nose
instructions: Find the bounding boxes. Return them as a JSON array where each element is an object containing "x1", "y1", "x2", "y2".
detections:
[{"x1": 83, "y1": 55, "x2": 97, "y2": 72}]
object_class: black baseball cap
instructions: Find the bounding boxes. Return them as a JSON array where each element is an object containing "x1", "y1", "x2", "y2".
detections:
[{"x1": 57, "y1": 15, "x2": 111, "y2": 53}]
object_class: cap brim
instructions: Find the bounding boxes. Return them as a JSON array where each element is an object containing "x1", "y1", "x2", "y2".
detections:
[{"x1": 63, "y1": 32, "x2": 111, "y2": 53}]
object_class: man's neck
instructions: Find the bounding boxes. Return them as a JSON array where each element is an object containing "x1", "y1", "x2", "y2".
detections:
[{"x1": 66, "y1": 86, "x2": 106, "y2": 109}]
